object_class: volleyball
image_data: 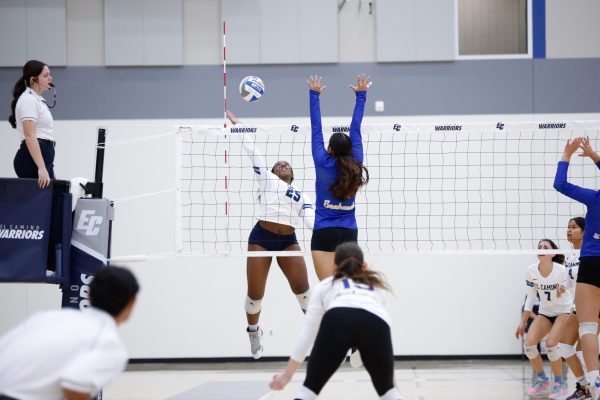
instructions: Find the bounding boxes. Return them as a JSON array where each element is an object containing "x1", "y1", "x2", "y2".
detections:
[{"x1": 239, "y1": 76, "x2": 265, "y2": 102}]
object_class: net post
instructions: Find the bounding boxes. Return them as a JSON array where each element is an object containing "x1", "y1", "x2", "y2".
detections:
[{"x1": 92, "y1": 127, "x2": 106, "y2": 199}]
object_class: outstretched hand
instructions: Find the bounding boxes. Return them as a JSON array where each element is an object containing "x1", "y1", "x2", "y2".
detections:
[
  {"x1": 307, "y1": 75, "x2": 326, "y2": 93},
  {"x1": 562, "y1": 137, "x2": 582, "y2": 160},
  {"x1": 350, "y1": 73, "x2": 372, "y2": 92},
  {"x1": 226, "y1": 110, "x2": 240, "y2": 125},
  {"x1": 579, "y1": 136, "x2": 600, "y2": 163}
]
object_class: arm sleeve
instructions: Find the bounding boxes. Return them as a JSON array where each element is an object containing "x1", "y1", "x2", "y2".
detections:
[
  {"x1": 290, "y1": 281, "x2": 326, "y2": 362},
  {"x1": 553, "y1": 161, "x2": 599, "y2": 206},
  {"x1": 523, "y1": 269, "x2": 537, "y2": 312},
  {"x1": 17, "y1": 95, "x2": 39, "y2": 122},
  {"x1": 240, "y1": 130, "x2": 276, "y2": 193},
  {"x1": 298, "y1": 192, "x2": 315, "y2": 230},
  {"x1": 60, "y1": 336, "x2": 128, "y2": 396},
  {"x1": 310, "y1": 90, "x2": 329, "y2": 166},
  {"x1": 350, "y1": 91, "x2": 366, "y2": 163}
]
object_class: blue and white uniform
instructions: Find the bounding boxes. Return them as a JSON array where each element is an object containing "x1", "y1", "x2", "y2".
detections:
[
  {"x1": 554, "y1": 161, "x2": 600, "y2": 287},
  {"x1": 309, "y1": 90, "x2": 366, "y2": 231},
  {"x1": 523, "y1": 262, "x2": 573, "y2": 318},
  {"x1": 239, "y1": 131, "x2": 314, "y2": 230}
]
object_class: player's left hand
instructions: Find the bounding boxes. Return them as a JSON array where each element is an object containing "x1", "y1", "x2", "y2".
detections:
[
  {"x1": 350, "y1": 73, "x2": 372, "y2": 92},
  {"x1": 269, "y1": 373, "x2": 291, "y2": 390}
]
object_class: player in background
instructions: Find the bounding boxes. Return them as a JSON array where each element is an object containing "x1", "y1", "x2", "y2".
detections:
[
  {"x1": 554, "y1": 136, "x2": 600, "y2": 398},
  {"x1": 269, "y1": 242, "x2": 403, "y2": 400},
  {"x1": 515, "y1": 239, "x2": 572, "y2": 398},
  {"x1": 227, "y1": 111, "x2": 314, "y2": 360},
  {"x1": 558, "y1": 217, "x2": 594, "y2": 399}
]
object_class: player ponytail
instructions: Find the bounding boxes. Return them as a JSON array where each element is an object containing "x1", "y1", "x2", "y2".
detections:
[
  {"x1": 328, "y1": 132, "x2": 369, "y2": 200},
  {"x1": 333, "y1": 242, "x2": 389, "y2": 290},
  {"x1": 539, "y1": 238, "x2": 565, "y2": 265}
]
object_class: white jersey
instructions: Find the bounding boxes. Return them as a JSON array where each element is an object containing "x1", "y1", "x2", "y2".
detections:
[
  {"x1": 16, "y1": 88, "x2": 55, "y2": 142},
  {"x1": 565, "y1": 250, "x2": 580, "y2": 309},
  {"x1": 239, "y1": 131, "x2": 314, "y2": 229},
  {"x1": 290, "y1": 276, "x2": 393, "y2": 362},
  {"x1": 523, "y1": 262, "x2": 573, "y2": 317},
  {"x1": 0, "y1": 308, "x2": 127, "y2": 400}
]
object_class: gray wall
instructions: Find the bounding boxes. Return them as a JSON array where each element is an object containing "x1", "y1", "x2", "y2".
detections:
[{"x1": 1, "y1": 59, "x2": 599, "y2": 120}]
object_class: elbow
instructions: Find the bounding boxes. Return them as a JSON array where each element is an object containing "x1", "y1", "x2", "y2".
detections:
[{"x1": 553, "y1": 181, "x2": 564, "y2": 192}]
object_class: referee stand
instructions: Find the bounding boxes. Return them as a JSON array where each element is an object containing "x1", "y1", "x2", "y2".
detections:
[{"x1": 0, "y1": 128, "x2": 112, "y2": 400}]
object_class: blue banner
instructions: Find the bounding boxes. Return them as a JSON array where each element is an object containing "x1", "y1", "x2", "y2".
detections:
[
  {"x1": 0, "y1": 178, "x2": 52, "y2": 281},
  {"x1": 62, "y1": 198, "x2": 113, "y2": 309}
]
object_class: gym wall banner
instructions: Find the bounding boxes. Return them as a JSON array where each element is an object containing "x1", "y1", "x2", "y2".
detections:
[
  {"x1": 0, "y1": 178, "x2": 52, "y2": 281},
  {"x1": 63, "y1": 198, "x2": 114, "y2": 309}
]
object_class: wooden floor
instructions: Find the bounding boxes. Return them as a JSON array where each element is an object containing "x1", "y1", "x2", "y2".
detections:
[{"x1": 103, "y1": 359, "x2": 573, "y2": 400}]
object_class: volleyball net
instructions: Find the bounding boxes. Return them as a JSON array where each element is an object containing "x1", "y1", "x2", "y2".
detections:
[{"x1": 177, "y1": 120, "x2": 600, "y2": 256}]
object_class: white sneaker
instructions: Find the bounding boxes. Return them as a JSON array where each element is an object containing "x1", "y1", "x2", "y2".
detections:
[
  {"x1": 247, "y1": 327, "x2": 263, "y2": 359},
  {"x1": 349, "y1": 348, "x2": 363, "y2": 368}
]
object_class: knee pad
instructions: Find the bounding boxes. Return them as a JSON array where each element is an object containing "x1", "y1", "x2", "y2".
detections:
[
  {"x1": 559, "y1": 342, "x2": 577, "y2": 359},
  {"x1": 296, "y1": 289, "x2": 311, "y2": 311},
  {"x1": 524, "y1": 344, "x2": 540, "y2": 360},
  {"x1": 547, "y1": 345, "x2": 561, "y2": 362},
  {"x1": 244, "y1": 296, "x2": 262, "y2": 315},
  {"x1": 579, "y1": 322, "x2": 598, "y2": 338}
]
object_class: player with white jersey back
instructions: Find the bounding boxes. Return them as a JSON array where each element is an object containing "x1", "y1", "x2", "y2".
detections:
[
  {"x1": 270, "y1": 242, "x2": 403, "y2": 400},
  {"x1": 227, "y1": 111, "x2": 314, "y2": 360},
  {"x1": 516, "y1": 239, "x2": 572, "y2": 398}
]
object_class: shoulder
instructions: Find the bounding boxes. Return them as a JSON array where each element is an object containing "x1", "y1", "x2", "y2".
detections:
[{"x1": 16, "y1": 90, "x2": 39, "y2": 111}]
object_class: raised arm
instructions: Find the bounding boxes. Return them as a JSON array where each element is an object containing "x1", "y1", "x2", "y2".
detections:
[
  {"x1": 554, "y1": 138, "x2": 599, "y2": 206},
  {"x1": 227, "y1": 110, "x2": 268, "y2": 176},
  {"x1": 308, "y1": 76, "x2": 329, "y2": 166},
  {"x1": 349, "y1": 74, "x2": 370, "y2": 163},
  {"x1": 579, "y1": 135, "x2": 600, "y2": 169}
]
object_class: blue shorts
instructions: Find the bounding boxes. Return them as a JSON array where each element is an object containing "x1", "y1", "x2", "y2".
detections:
[{"x1": 248, "y1": 222, "x2": 299, "y2": 251}]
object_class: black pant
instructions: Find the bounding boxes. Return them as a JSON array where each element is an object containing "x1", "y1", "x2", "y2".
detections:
[
  {"x1": 302, "y1": 307, "x2": 395, "y2": 397},
  {"x1": 0, "y1": 394, "x2": 20, "y2": 400},
  {"x1": 14, "y1": 139, "x2": 55, "y2": 179}
]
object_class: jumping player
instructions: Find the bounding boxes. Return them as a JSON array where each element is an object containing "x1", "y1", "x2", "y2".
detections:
[
  {"x1": 307, "y1": 74, "x2": 370, "y2": 281},
  {"x1": 227, "y1": 111, "x2": 314, "y2": 359},
  {"x1": 554, "y1": 136, "x2": 600, "y2": 398}
]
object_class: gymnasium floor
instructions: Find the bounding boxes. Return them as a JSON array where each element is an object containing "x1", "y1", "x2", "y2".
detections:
[{"x1": 104, "y1": 359, "x2": 566, "y2": 400}]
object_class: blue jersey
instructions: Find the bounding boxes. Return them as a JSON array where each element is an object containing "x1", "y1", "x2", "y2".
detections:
[
  {"x1": 310, "y1": 89, "x2": 366, "y2": 230},
  {"x1": 554, "y1": 161, "x2": 600, "y2": 257}
]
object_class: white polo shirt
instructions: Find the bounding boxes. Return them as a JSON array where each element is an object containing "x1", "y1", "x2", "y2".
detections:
[
  {"x1": 16, "y1": 88, "x2": 55, "y2": 142},
  {"x1": 0, "y1": 307, "x2": 128, "y2": 400}
]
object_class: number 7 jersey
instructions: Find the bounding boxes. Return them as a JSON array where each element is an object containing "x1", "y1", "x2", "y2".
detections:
[{"x1": 523, "y1": 262, "x2": 573, "y2": 317}]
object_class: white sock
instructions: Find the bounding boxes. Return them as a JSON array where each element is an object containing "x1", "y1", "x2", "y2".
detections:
[
  {"x1": 294, "y1": 386, "x2": 317, "y2": 400},
  {"x1": 247, "y1": 324, "x2": 259, "y2": 332}
]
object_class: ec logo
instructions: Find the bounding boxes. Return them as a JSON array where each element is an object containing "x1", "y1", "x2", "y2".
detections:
[
  {"x1": 290, "y1": 125, "x2": 299, "y2": 133},
  {"x1": 393, "y1": 124, "x2": 402, "y2": 131},
  {"x1": 77, "y1": 210, "x2": 103, "y2": 236},
  {"x1": 496, "y1": 123, "x2": 504, "y2": 130}
]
